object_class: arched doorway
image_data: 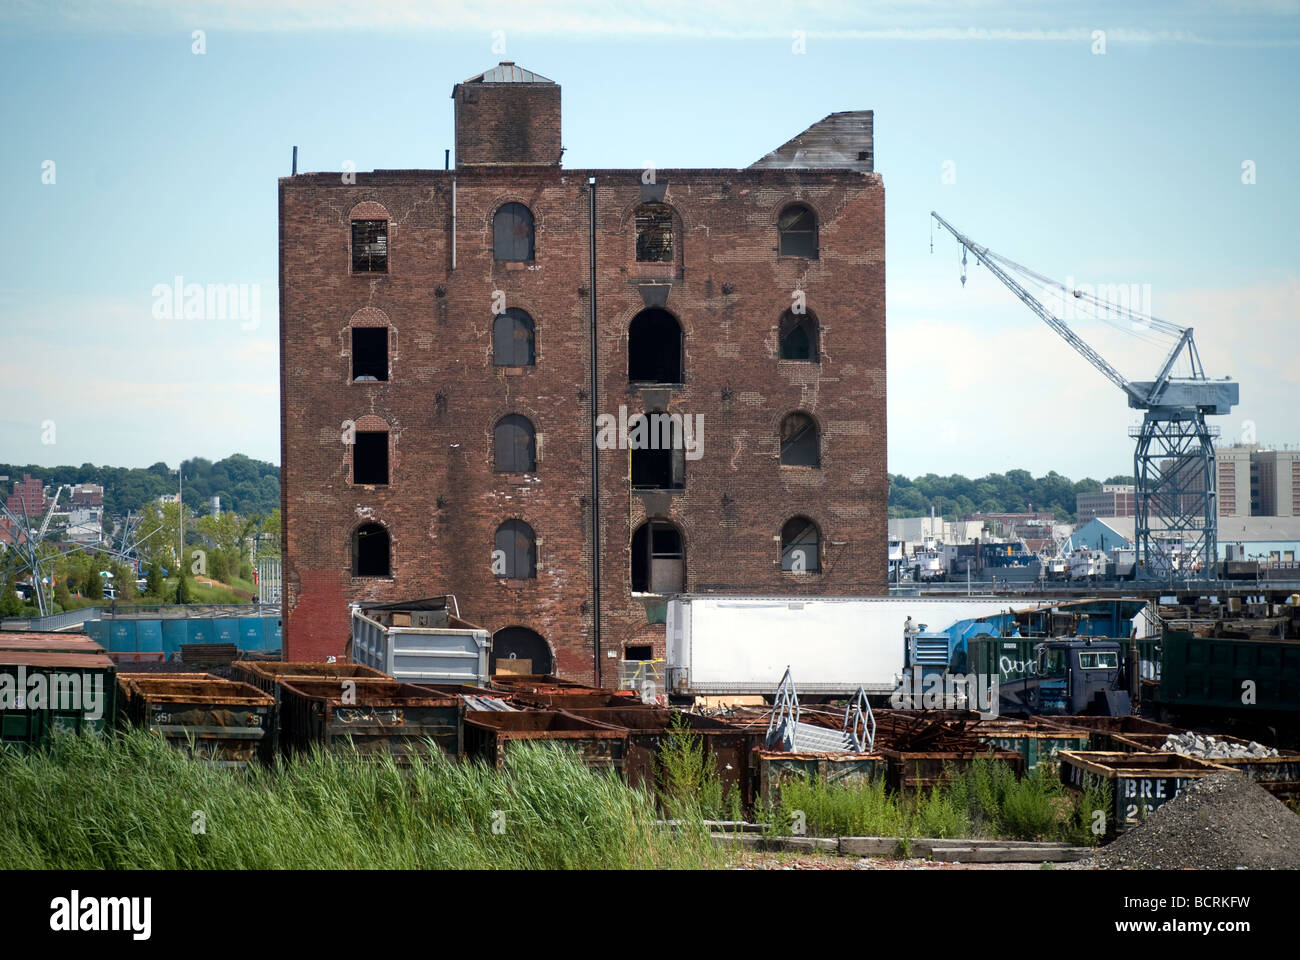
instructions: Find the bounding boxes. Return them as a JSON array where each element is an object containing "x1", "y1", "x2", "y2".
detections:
[{"x1": 491, "y1": 626, "x2": 553, "y2": 676}]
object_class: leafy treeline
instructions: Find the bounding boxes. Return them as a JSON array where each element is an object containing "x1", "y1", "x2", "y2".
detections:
[
  {"x1": 0, "y1": 454, "x2": 279, "y2": 519},
  {"x1": 889, "y1": 469, "x2": 1132, "y2": 522}
]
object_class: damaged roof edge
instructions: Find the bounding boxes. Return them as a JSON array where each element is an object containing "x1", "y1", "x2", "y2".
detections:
[{"x1": 749, "y1": 110, "x2": 875, "y2": 173}]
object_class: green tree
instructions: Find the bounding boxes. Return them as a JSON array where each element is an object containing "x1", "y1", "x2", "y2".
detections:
[
  {"x1": 175, "y1": 573, "x2": 192, "y2": 604},
  {"x1": 146, "y1": 564, "x2": 163, "y2": 597},
  {"x1": 0, "y1": 580, "x2": 23, "y2": 617},
  {"x1": 86, "y1": 561, "x2": 103, "y2": 600}
]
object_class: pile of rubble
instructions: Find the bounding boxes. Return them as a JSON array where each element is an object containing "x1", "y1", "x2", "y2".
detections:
[
  {"x1": 1160, "y1": 731, "x2": 1278, "y2": 760},
  {"x1": 1096, "y1": 771, "x2": 1300, "y2": 870}
]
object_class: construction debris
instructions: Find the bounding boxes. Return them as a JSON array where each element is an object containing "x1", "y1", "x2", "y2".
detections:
[
  {"x1": 1160, "y1": 731, "x2": 1278, "y2": 760},
  {"x1": 1095, "y1": 771, "x2": 1300, "y2": 870}
]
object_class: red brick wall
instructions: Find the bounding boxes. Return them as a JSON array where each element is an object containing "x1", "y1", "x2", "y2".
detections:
[
  {"x1": 279, "y1": 163, "x2": 887, "y2": 680},
  {"x1": 454, "y1": 83, "x2": 562, "y2": 167}
]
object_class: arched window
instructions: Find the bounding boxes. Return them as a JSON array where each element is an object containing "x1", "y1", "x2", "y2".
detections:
[
  {"x1": 779, "y1": 309, "x2": 819, "y2": 361},
  {"x1": 352, "y1": 430, "x2": 389, "y2": 485},
  {"x1": 351, "y1": 219, "x2": 388, "y2": 273},
  {"x1": 781, "y1": 517, "x2": 822, "y2": 572},
  {"x1": 494, "y1": 415, "x2": 536, "y2": 473},
  {"x1": 629, "y1": 411, "x2": 684, "y2": 490},
  {"x1": 631, "y1": 520, "x2": 684, "y2": 594},
  {"x1": 351, "y1": 326, "x2": 388, "y2": 380},
  {"x1": 353, "y1": 522, "x2": 391, "y2": 577},
  {"x1": 627, "y1": 308, "x2": 683, "y2": 384},
  {"x1": 492, "y1": 308, "x2": 535, "y2": 366},
  {"x1": 494, "y1": 519, "x2": 536, "y2": 579},
  {"x1": 778, "y1": 203, "x2": 818, "y2": 258},
  {"x1": 491, "y1": 626, "x2": 552, "y2": 675},
  {"x1": 780, "y1": 412, "x2": 820, "y2": 467},
  {"x1": 635, "y1": 203, "x2": 673, "y2": 262},
  {"x1": 493, "y1": 202, "x2": 534, "y2": 261}
]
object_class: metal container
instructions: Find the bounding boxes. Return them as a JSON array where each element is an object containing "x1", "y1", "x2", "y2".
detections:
[
  {"x1": 1158, "y1": 629, "x2": 1300, "y2": 714},
  {"x1": 0, "y1": 632, "x2": 104, "y2": 655},
  {"x1": 560, "y1": 706, "x2": 756, "y2": 801},
  {"x1": 1104, "y1": 732, "x2": 1300, "y2": 801},
  {"x1": 119, "y1": 674, "x2": 275, "y2": 767},
  {"x1": 880, "y1": 745, "x2": 1026, "y2": 792},
  {"x1": 0, "y1": 650, "x2": 117, "y2": 749},
  {"x1": 1039, "y1": 715, "x2": 1182, "y2": 752},
  {"x1": 278, "y1": 677, "x2": 462, "y2": 762},
  {"x1": 967, "y1": 718, "x2": 1091, "y2": 770},
  {"x1": 230, "y1": 660, "x2": 390, "y2": 699},
  {"x1": 462, "y1": 710, "x2": 627, "y2": 773},
  {"x1": 756, "y1": 750, "x2": 883, "y2": 803},
  {"x1": 351, "y1": 607, "x2": 490, "y2": 685},
  {"x1": 1058, "y1": 750, "x2": 1231, "y2": 836}
]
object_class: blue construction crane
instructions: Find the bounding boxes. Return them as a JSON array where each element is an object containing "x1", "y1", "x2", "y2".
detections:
[{"x1": 931, "y1": 212, "x2": 1239, "y2": 580}]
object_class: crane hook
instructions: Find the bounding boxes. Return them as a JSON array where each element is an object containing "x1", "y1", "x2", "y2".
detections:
[{"x1": 960, "y1": 246, "x2": 967, "y2": 287}]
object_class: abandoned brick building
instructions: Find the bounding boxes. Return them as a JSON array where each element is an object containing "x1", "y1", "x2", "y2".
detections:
[{"x1": 279, "y1": 62, "x2": 887, "y2": 683}]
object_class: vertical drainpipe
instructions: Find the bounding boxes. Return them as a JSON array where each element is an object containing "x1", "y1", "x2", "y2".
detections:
[
  {"x1": 451, "y1": 173, "x2": 457, "y2": 271},
  {"x1": 588, "y1": 176, "x2": 601, "y2": 687}
]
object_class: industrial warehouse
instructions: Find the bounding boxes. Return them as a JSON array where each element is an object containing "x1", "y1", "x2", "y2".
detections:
[{"x1": 3, "y1": 8, "x2": 1300, "y2": 934}]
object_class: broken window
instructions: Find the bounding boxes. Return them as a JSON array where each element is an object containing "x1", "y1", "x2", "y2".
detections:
[
  {"x1": 780, "y1": 412, "x2": 820, "y2": 467},
  {"x1": 494, "y1": 519, "x2": 537, "y2": 579},
  {"x1": 631, "y1": 520, "x2": 684, "y2": 593},
  {"x1": 353, "y1": 522, "x2": 391, "y2": 577},
  {"x1": 779, "y1": 310, "x2": 818, "y2": 361},
  {"x1": 625, "y1": 645, "x2": 653, "y2": 661},
  {"x1": 778, "y1": 204, "x2": 818, "y2": 258},
  {"x1": 494, "y1": 414, "x2": 536, "y2": 473},
  {"x1": 627, "y1": 308, "x2": 683, "y2": 384},
  {"x1": 781, "y1": 517, "x2": 822, "y2": 572},
  {"x1": 492, "y1": 308, "x2": 535, "y2": 366},
  {"x1": 635, "y1": 203, "x2": 673, "y2": 262},
  {"x1": 630, "y1": 412, "x2": 685, "y2": 490},
  {"x1": 353, "y1": 431, "x2": 389, "y2": 485},
  {"x1": 493, "y1": 202, "x2": 535, "y2": 261},
  {"x1": 351, "y1": 219, "x2": 388, "y2": 272},
  {"x1": 351, "y1": 327, "x2": 388, "y2": 381}
]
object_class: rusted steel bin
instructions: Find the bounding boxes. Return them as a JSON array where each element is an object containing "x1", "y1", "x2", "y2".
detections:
[
  {"x1": 462, "y1": 710, "x2": 627, "y2": 773},
  {"x1": 119, "y1": 674, "x2": 275, "y2": 767},
  {"x1": 1039, "y1": 715, "x2": 1182, "y2": 752},
  {"x1": 880, "y1": 745, "x2": 1026, "y2": 793},
  {"x1": 1104, "y1": 732, "x2": 1300, "y2": 802},
  {"x1": 278, "y1": 678, "x2": 462, "y2": 762},
  {"x1": 230, "y1": 660, "x2": 390, "y2": 699},
  {"x1": 756, "y1": 751, "x2": 883, "y2": 803},
  {"x1": 560, "y1": 706, "x2": 756, "y2": 801},
  {"x1": 1058, "y1": 750, "x2": 1231, "y2": 836},
  {"x1": 967, "y1": 718, "x2": 1092, "y2": 770}
]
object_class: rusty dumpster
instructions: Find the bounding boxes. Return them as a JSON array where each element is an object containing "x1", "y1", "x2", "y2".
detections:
[
  {"x1": 119, "y1": 674, "x2": 275, "y2": 767},
  {"x1": 1104, "y1": 732, "x2": 1300, "y2": 802},
  {"x1": 1058, "y1": 750, "x2": 1232, "y2": 836},
  {"x1": 880, "y1": 744, "x2": 1026, "y2": 792},
  {"x1": 559, "y1": 706, "x2": 756, "y2": 801},
  {"x1": 230, "y1": 660, "x2": 390, "y2": 699},
  {"x1": 756, "y1": 750, "x2": 884, "y2": 803},
  {"x1": 278, "y1": 678, "x2": 462, "y2": 762},
  {"x1": 1039, "y1": 715, "x2": 1182, "y2": 752},
  {"x1": 462, "y1": 710, "x2": 627, "y2": 773},
  {"x1": 967, "y1": 718, "x2": 1092, "y2": 770}
]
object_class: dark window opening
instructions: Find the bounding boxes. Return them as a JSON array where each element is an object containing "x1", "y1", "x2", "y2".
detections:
[
  {"x1": 625, "y1": 645, "x2": 653, "y2": 661},
  {"x1": 630, "y1": 417, "x2": 685, "y2": 490},
  {"x1": 494, "y1": 519, "x2": 536, "y2": 579},
  {"x1": 779, "y1": 310, "x2": 819, "y2": 361},
  {"x1": 635, "y1": 203, "x2": 673, "y2": 262},
  {"x1": 493, "y1": 202, "x2": 535, "y2": 261},
  {"x1": 491, "y1": 626, "x2": 552, "y2": 675},
  {"x1": 781, "y1": 517, "x2": 822, "y2": 572},
  {"x1": 352, "y1": 327, "x2": 388, "y2": 381},
  {"x1": 627, "y1": 308, "x2": 683, "y2": 384},
  {"x1": 353, "y1": 431, "x2": 389, "y2": 485},
  {"x1": 353, "y1": 523, "x2": 390, "y2": 577},
  {"x1": 351, "y1": 220, "x2": 388, "y2": 272},
  {"x1": 780, "y1": 413, "x2": 820, "y2": 467},
  {"x1": 493, "y1": 309, "x2": 535, "y2": 366},
  {"x1": 778, "y1": 204, "x2": 818, "y2": 259},
  {"x1": 494, "y1": 414, "x2": 536, "y2": 474},
  {"x1": 631, "y1": 520, "x2": 684, "y2": 593}
]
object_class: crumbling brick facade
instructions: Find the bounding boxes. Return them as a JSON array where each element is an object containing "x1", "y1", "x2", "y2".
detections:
[{"x1": 280, "y1": 63, "x2": 887, "y2": 683}]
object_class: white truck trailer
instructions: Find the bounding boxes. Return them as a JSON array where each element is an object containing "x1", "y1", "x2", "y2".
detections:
[{"x1": 665, "y1": 595, "x2": 1043, "y2": 698}]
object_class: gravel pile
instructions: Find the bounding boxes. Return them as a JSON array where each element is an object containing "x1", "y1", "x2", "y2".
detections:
[
  {"x1": 1161, "y1": 731, "x2": 1278, "y2": 759},
  {"x1": 1096, "y1": 771, "x2": 1300, "y2": 870}
]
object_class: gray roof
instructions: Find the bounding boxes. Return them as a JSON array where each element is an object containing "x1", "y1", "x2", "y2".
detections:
[
  {"x1": 750, "y1": 111, "x2": 874, "y2": 172},
  {"x1": 464, "y1": 62, "x2": 554, "y2": 84}
]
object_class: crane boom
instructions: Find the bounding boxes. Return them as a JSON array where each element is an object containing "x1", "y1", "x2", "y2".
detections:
[{"x1": 931, "y1": 212, "x2": 1149, "y2": 403}]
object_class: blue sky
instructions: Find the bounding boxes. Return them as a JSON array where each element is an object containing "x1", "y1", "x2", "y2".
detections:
[{"x1": 1, "y1": 0, "x2": 1297, "y2": 480}]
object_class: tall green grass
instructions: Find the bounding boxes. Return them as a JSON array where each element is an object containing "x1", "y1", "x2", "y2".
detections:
[
  {"x1": 0, "y1": 732, "x2": 723, "y2": 870},
  {"x1": 770, "y1": 758, "x2": 1109, "y2": 846}
]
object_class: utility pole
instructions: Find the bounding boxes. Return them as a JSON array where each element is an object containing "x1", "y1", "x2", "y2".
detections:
[{"x1": 177, "y1": 465, "x2": 183, "y2": 576}]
